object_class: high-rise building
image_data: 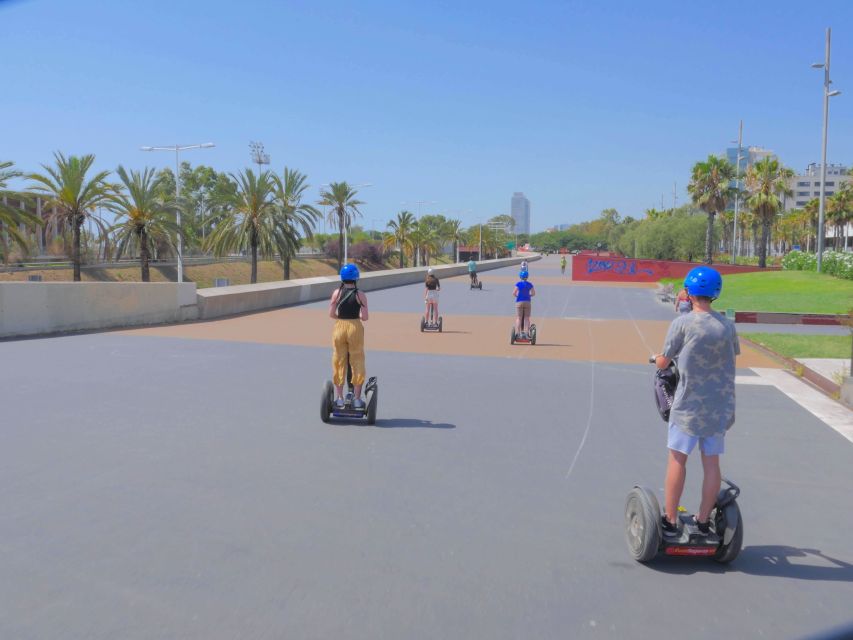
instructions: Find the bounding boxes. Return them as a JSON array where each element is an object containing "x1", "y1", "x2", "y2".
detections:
[
  {"x1": 785, "y1": 163, "x2": 851, "y2": 211},
  {"x1": 725, "y1": 146, "x2": 775, "y2": 175},
  {"x1": 511, "y1": 192, "x2": 530, "y2": 235}
]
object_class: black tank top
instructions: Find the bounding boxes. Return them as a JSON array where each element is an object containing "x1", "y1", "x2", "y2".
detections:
[
  {"x1": 425, "y1": 275, "x2": 439, "y2": 290},
  {"x1": 336, "y1": 286, "x2": 361, "y2": 319}
]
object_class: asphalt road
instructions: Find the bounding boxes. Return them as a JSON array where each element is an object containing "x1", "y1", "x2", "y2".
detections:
[{"x1": 2, "y1": 256, "x2": 851, "y2": 640}]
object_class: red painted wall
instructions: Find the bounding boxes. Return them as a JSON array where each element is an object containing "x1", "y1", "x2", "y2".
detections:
[{"x1": 572, "y1": 254, "x2": 775, "y2": 282}]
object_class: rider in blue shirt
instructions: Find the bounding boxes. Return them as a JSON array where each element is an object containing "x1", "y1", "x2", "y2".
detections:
[{"x1": 513, "y1": 270, "x2": 535, "y2": 337}]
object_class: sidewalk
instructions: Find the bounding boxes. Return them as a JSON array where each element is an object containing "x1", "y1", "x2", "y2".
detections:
[{"x1": 796, "y1": 358, "x2": 851, "y2": 386}]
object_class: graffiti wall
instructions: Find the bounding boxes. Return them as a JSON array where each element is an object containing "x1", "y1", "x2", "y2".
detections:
[{"x1": 571, "y1": 254, "x2": 773, "y2": 283}]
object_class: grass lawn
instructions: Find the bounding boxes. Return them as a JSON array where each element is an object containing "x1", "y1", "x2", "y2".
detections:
[
  {"x1": 662, "y1": 270, "x2": 853, "y2": 314},
  {"x1": 745, "y1": 333, "x2": 852, "y2": 359}
]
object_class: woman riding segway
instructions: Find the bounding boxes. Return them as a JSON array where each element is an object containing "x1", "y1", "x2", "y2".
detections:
[
  {"x1": 424, "y1": 267, "x2": 441, "y2": 325},
  {"x1": 328, "y1": 264, "x2": 369, "y2": 408}
]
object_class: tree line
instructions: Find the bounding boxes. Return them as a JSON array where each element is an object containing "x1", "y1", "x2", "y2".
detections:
[
  {"x1": 530, "y1": 157, "x2": 853, "y2": 268},
  {"x1": 0, "y1": 154, "x2": 518, "y2": 283}
]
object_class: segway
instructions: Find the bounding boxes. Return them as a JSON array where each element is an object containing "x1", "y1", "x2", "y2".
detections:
[
  {"x1": 510, "y1": 306, "x2": 536, "y2": 345},
  {"x1": 421, "y1": 303, "x2": 443, "y2": 332},
  {"x1": 320, "y1": 358, "x2": 378, "y2": 425},
  {"x1": 470, "y1": 273, "x2": 482, "y2": 290},
  {"x1": 623, "y1": 358, "x2": 744, "y2": 563}
]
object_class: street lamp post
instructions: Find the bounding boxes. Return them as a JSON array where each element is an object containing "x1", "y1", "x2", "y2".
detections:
[
  {"x1": 731, "y1": 120, "x2": 744, "y2": 265},
  {"x1": 140, "y1": 142, "x2": 215, "y2": 282},
  {"x1": 811, "y1": 27, "x2": 842, "y2": 273}
]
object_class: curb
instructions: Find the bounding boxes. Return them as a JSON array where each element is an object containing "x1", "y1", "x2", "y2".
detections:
[
  {"x1": 740, "y1": 335, "x2": 842, "y2": 400},
  {"x1": 734, "y1": 311, "x2": 847, "y2": 326}
]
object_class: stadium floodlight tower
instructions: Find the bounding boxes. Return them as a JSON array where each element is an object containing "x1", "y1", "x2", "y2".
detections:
[{"x1": 249, "y1": 141, "x2": 271, "y2": 175}]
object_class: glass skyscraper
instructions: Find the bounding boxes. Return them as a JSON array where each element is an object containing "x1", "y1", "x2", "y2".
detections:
[{"x1": 511, "y1": 192, "x2": 530, "y2": 235}]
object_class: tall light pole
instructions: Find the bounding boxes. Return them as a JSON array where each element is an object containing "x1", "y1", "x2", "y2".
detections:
[
  {"x1": 811, "y1": 27, "x2": 842, "y2": 273},
  {"x1": 140, "y1": 142, "x2": 215, "y2": 282},
  {"x1": 731, "y1": 120, "x2": 744, "y2": 265},
  {"x1": 321, "y1": 182, "x2": 372, "y2": 264}
]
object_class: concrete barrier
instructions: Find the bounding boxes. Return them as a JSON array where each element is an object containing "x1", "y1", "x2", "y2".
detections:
[
  {"x1": 0, "y1": 282, "x2": 198, "y2": 338},
  {"x1": 197, "y1": 256, "x2": 534, "y2": 320},
  {"x1": 0, "y1": 256, "x2": 537, "y2": 337}
]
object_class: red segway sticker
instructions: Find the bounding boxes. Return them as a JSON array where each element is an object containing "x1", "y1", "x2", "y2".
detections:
[{"x1": 664, "y1": 546, "x2": 716, "y2": 556}]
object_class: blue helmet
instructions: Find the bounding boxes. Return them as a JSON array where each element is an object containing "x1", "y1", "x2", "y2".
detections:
[
  {"x1": 519, "y1": 270, "x2": 529, "y2": 280},
  {"x1": 340, "y1": 263, "x2": 360, "y2": 281},
  {"x1": 684, "y1": 267, "x2": 722, "y2": 300}
]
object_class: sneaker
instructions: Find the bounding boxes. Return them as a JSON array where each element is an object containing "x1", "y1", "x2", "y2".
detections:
[
  {"x1": 661, "y1": 516, "x2": 679, "y2": 538},
  {"x1": 334, "y1": 398, "x2": 345, "y2": 408},
  {"x1": 353, "y1": 398, "x2": 365, "y2": 409},
  {"x1": 691, "y1": 515, "x2": 711, "y2": 536}
]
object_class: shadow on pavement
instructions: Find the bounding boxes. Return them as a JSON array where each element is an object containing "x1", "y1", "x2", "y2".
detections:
[
  {"x1": 735, "y1": 545, "x2": 853, "y2": 582},
  {"x1": 642, "y1": 545, "x2": 853, "y2": 581},
  {"x1": 375, "y1": 418, "x2": 456, "y2": 429}
]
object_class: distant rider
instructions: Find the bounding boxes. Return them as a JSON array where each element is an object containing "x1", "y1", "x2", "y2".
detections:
[
  {"x1": 424, "y1": 268, "x2": 441, "y2": 324},
  {"x1": 468, "y1": 258, "x2": 478, "y2": 286},
  {"x1": 513, "y1": 270, "x2": 535, "y2": 337},
  {"x1": 674, "y1": 287, "x2": 692, "y2": 314},
  {"x1": 560, "y1": 255, "x2": 567, "y2": 275},
  {"x1": 328, "y1": 264, "x2": 369, "y2": 408}
]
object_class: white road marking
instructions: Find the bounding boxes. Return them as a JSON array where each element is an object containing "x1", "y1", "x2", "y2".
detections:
[
  {"x1": 752, "y1": 367, "x2": 853, "y2": 444},
  {"x1": 735, "y1": 376, "x2": 774, "y2": 386},
  {"x1": 566, "y1": 316, "x2": 596, "y2": 479}
]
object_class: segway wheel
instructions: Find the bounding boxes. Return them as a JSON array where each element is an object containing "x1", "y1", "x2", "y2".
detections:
[
  {"x1": 625, "y1": 487, "x2": 661, "y2": 562},
  {"x1": 714, "y1": 500, "x2": 744, "y2": 564},
  {"x1": 478, "y1": 281, "x2": 482, "y2": 290},
  {"x1": 420, "y1": 317, "x2": 425, "y2": 332},
  {"x1": 510, "y1": 327, "x2": 516, "y2": 345},
  {"x1": 366, "y1": 386, "x2": 378, "y2": 425},
  {"x1": 320, "y1": 381, "x2": 333, "y2": 423},
  {"x1": 438, "y1": 317, "x2": 443, "y2": 333},
  {"x1": 530, "y1": 324, "x2": 537, "y2": 345}
]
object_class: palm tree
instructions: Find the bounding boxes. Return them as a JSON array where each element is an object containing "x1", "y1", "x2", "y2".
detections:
[
  {"x1": 107, "y1": 166, "x2": 181, "y2": 282},
  {"x1": 273, "y1": 168, "x2": 321, "y2": 279},
  {"x1": 442, "y1": 218, "x2": 465, "y2": 262},
  {"x1": 744, "y1": 157, "x2": 793, "y2": 268},
  {"x1": 318, "y1": 182, "x2": 364, "y2": 270},
  {"x1": 0, "y1": 161, "x2": 41, "y2": 261},
  {"x1": 687, "y1": 155, "x2": 736, "y2": 264},
  {"x1": 28, "y1": 153, "x2": 113, "y2": 281},
  {"x1": 827, "y1": 184, "x2": 853, "y2": 251},
  {"x1": 206, "y1": 169, "x2": 282, "y2": 284},
  {"x1": 803, "y1": 198, "x2": 820, "y2": 252},
  {"x1": 409, "y1": 220, "x2": 440, "y2": 266},
  {"x1": 384, "y1": 210, "x2": 415, "y2": 268}
]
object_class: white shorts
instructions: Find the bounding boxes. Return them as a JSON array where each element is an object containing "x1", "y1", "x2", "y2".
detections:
[
  {"x1": 667, "y1": 424, "x2": 725, "y2": 456},
  {"x1": 426, "y1": 290, "x2": 439, "y2": 301}
]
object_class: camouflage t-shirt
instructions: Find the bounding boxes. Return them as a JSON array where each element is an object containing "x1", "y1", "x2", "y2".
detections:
[{"x1": 662, "y1": 310, "x2": 740, "y2": 437}]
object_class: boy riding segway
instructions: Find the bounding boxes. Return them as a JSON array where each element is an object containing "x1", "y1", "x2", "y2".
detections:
[{"x1": 511, "y1": 269, "x2": 536, "y2": 344}]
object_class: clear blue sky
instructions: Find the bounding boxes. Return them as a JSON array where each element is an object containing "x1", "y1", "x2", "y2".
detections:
[{"x1": 2, "y1": 0, "x2": 852, "y2": 231}]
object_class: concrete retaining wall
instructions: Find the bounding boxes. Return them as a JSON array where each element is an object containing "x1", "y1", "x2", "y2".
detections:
[
  {"x1": 197, "y1": 257, "x2": 533, "y2": 320},
  {"x1": 0, "y1": 257, "x2": 535, "y2": 338},
  {"x1": 0, "y1": 282, "x2": 198, "y2": 338}
]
